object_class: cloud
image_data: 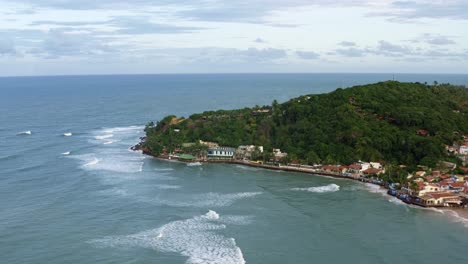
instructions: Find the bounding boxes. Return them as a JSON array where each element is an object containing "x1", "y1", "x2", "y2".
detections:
[
  {"x1": 5, "y1": 0, "x2": 375, "y2": 25},
  {"x1": 371, "y1": 0, "x2": 468, "y2": 22},
  {"x1": 338, "y1": 41, "x2": 356, "y2": 47},
  {"x1": 109, "y1": 16, "x2": 204, "y2": 34},
  {"x1": 241, "y1": 47, "x2": 287, "y2": 61},
  {"x1": 334, "y1": 47, "x2": 368, "y2": 57},
  {"x1": 30, "y1": 29, "x2": 119, "y2": 58},
  {"x1": 374, "y1": 40, "x2": 412, "y2": 55},
  {"x1": 331, "y1": 39, "x2": 467, "y2": 61},
  {"x1": 333, "y1": 40, "x2": 413, "y2": 58},
  {"x1": 296, "y1": 51, "x2": 320, "y2": 60},
  {"x1": 254, "y1": 38, "x2": 266, "y2": 43},
  {"x1": 417, "y1": 34, "x2": 456, "y2": 45},
  {"x1": 29, "y1": 20, "x2": 107, "y2": 26},
  {"x1": 0, "y1": 39, "x2": 17, "y2": 56}
]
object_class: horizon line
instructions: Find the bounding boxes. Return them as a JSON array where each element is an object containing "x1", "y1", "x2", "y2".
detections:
[{"x1": 1, "y1": 72, "x2": 468, "y2": 79}]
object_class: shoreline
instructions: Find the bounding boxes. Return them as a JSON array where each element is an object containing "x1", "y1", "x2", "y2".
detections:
[
  {"x1": 142, "y1": 150, "x2": 365, "y2": 182},
  {"x1": 139, "y1": 148, "x2": 467, "y2": 208},
  {"x1": 139, "y1": 149, "x2": 468, "y2": 227}
]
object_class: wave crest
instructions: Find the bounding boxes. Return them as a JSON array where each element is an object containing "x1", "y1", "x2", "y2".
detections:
[
  {"x1": 16, "y1": 130, "x2": 32, "y2": 135},
  {"x1": 291, "y1": 184, "x2": 340, "y2": 193},
  {"x1": 90, "y1": 210, "x2": 246, "y2": 264}
]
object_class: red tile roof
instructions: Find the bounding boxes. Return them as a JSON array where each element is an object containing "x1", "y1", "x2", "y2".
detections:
[
  {"x1": 363, "y1": 168, "x2": 382, "y2": 174},
  {"x1": 348, "y1": 164, "x2": 361, "y2": 169},
  {"x1": 416, "y1": 129, "x2": 429, "y2": 136},
  {"x1": 450, "y1": 182, "x2": 465, "y2": 188},
  {"x1": 426, "y1": 192, "x2": 459, "y2": 199}
]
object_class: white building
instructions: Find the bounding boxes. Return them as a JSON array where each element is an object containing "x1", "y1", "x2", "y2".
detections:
[
  {"x1": 370, "y1": 162, "x2": 382, "y2": 169},
  {"x1": 207, "y1": 147, "x2": 236, "y2": 159},
  {"x1": 273, "y1": 149, "x2": 287, "y2": 160},
  {"x1": 459, "y1": 145, "x2": 468, "y2": 155},
  {"x1": 236, "y1": 145, "x2": 264, "y2": 159}
]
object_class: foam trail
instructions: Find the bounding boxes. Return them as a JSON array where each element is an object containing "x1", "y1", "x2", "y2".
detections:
[
  {"x1": 95, "y1": 134, "x2": 113, "y2": 140},
  {"x1": 84, "y1": 157, "x2": 100, "y2": 167},
  {"x1": 63, "y1": 132, "x2": 73, "y2": 137},
  {"x1": 90, "y1": 211, "x2": 246, "y2": 264},
  {"x1": 17, "y1": 130, "x2": 32, "y2": 135},
  {"x1": 156, "y1": 192, "x2": 263, "y2": 208},
  {"x1": 157, "y1": 184, "x2": 182, "y2": 190},
  {"x1": 291, "y1": 184, "x2": 340, "y2": 193},
  {"x1": 155, "y1": 168, "x2": 174, "y2": 172}
]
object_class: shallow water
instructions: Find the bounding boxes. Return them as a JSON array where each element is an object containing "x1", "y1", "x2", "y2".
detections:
[{"x1": 1, "y1": 74, "x2": 468, "y2": 264}]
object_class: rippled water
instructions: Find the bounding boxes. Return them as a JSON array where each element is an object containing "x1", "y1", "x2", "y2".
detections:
[{"x1": 1, "y1": 74, "x2": 468, "y2": 264}]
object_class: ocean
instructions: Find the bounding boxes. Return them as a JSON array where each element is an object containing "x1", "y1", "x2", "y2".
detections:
[{"x1": 1, "y1": 73, "x2": 468, "y2": 264}]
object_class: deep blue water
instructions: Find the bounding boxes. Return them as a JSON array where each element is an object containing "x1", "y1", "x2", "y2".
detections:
[{"x1": 1, "y1": 73, "x2": 468, "y2": 264}]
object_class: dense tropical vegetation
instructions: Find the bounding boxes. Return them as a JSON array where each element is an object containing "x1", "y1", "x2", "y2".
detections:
[{"x1": 143, "y1": 81, "x2": 468, "y2": 168}]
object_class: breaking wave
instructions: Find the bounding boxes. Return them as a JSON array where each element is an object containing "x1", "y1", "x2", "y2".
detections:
[
  {"x1": 291, "y1": 184, "x2": 340, "y2": 193},
  {"x1": 157, "y1": 192, "x2": 263, "y2": 208},
  {"x1": 63, "y1": 132, "x2": 73, "y2": 137},
  {"x1": 83, "y1": 157, "x2": 100, "y2": 167},
  {"x1": 90, "y1": 210, "x2": 246, "y2": 264},
  {"x1": 95, "y1": 134, "x2": 113, "y2": 140},
  {"x1": 74, "y1": 126, "x2": 145, "y2": 174},
  {"x1": 16, "y1": 130, "x2": 32, "y2": 135},
  {"x1": 62, "y1": 151, "x2": 71, "y2": 156},
  {"x1": 362, "y1": 183, "x2": 406, "y2": 205}
]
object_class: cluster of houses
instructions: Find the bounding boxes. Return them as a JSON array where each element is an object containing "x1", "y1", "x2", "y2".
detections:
[
  {"x1": 168, "y1": 139, "x2": 468, "y2": 208},
  {"x1": 445, "y1": 133, "x2": 468, "y2": 165},
  {"x1": 396, "y1": 169, "x2": 468, "y2": 207},
  {"x1": 320, "y1": 162, "x2": 384, "y2": 177}
]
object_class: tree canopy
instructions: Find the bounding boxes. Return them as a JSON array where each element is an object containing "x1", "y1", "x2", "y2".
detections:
[{"x1": 143, "y1": 81, "x2": 468, "y2": 167}]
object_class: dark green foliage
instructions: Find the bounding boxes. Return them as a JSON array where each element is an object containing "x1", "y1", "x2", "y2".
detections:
[{"x1": 143, "y1": 81, "x2": 468, "y2": 166}]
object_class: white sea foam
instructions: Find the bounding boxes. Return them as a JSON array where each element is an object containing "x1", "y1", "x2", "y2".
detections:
[
  {"x1": 16, "y1": 130, "x2": 32, "y2": 135},
  {"x1": 62, "y1": 151, "x2": 71, "y2": 155},
  {"x1": 419, "y1": 208, "x2": 468, "y2": 228},
  {"x1": 98, "y1": 188, "x2": 129, "y2": 197},
  {"x1": 291, "y1": 184, "x2": 340, "y2": 193},
  {"x1": 155, "y1": 192, "x2": 263, "y2": 208},
  {"x1": 155, "y1": 168, "x2": 175, "y2": 172},
  {"x1": 363, "y1": 183, "x2": 387, "y2": 194},
  {"x1": 204, "y1": 210, "x2": 220, "y2": 220},
  {"x1": 63, "y1": 132, "x2": 72, "y2": 137},
  {"x1": 73, "y1": 150, "x2": 144, "y2": 173},
  {"x1": 95, "y1": 134, "x2": 113, "y2": 140},
  {"x1": 101, "y1": 125, "x2": 144, "y2": 134},
  {"x1": 387, "y1": 196, "x2": 405, "y2": 205},
  {"x1": 234, "y1": 165, "x2": 259, "y2": 171},
  {"x1": 443, "y1": 210, "x2": 468, "y2": 227},
  {"x1": 90, "y1": 211, "x2": 246, "y2": 264},
  {"x1": 103, "y1": 141, "x2": 114, "y2": 145},
  {"x1": 187, "y1": 162, "x2": 202, "y2": 167},
  {"x1": 84, "y1": 157, "x2": 100, "y2": 167},
  {"x1": 157, "y1": 184, "x2": 182, "y2": 190}
]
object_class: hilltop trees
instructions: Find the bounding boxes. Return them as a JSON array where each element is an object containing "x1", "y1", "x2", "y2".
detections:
[{"x1": 143, "y1": 81, "x2": 468, "y2": 167}]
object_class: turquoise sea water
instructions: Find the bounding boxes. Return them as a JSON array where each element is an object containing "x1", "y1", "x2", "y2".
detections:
[{"x1": 1, "y1": 73, "x2": 468, "y2": 264}]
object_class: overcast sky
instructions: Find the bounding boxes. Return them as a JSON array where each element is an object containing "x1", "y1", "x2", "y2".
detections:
[{"x1": 0, "y1": 0, "x2": 467, "y2": 76}]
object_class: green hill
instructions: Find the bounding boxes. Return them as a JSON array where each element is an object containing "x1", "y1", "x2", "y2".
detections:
[{"x1": 142, "y1": 81, "x2": 468, "y2": 167}]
